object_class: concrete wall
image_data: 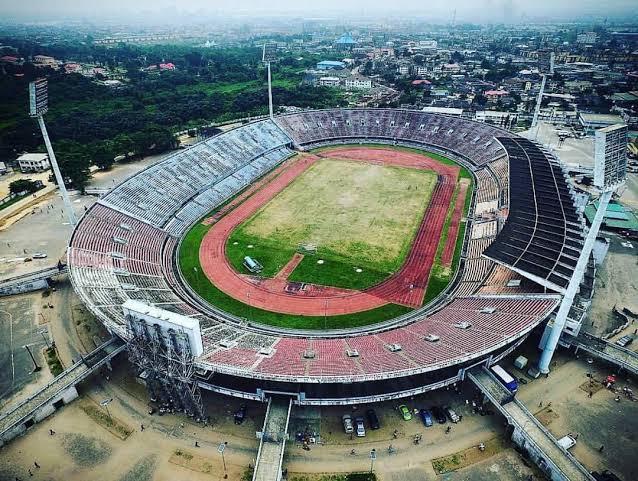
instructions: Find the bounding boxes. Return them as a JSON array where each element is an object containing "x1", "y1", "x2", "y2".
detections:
[
  {"x1": 0, "y1": 279, "x2": 49, "y2": 296},
  {"x1": 0, "y1": 385, "x2": 79, "y2": 447},
  {"x1": 511, "y1": 426, "x2": 567, "y2": 481}
]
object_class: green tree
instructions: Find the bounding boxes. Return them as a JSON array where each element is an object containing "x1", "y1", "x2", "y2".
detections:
[
  {"x1": 9, "y1": 178, "x2": 40, "y2": 195},
  {"x1": 89, "y1": 140, "x2": 116, "y2": 170},
  {"x1": 53, "y1": 140, "x2": 91, "y2": 192}
]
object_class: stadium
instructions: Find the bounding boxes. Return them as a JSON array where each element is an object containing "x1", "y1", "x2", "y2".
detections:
[{"x1": 67, "y1": 108, "x2": 584, "y2": 405}]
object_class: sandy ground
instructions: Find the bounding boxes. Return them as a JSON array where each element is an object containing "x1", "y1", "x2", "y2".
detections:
[
  {"x1": 0, "y1": 170, "x2": 50, "y2": 199},
  {"x1": 586, "y1": 234, "x2": 638, "y2": 337},
  {"x1": 511, "y1": 347, "x2": 638, "y2": 481}
]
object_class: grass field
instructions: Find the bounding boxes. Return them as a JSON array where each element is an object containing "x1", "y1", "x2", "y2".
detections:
[
  {"x1": 179, "y1": 145, "x2": 473, "y2": 330},
  {"x1": 180, "y1": 222, "x2": 411, "y2": 329},
  {"x1": 227, "y1": 158, "x2": 436, "y2": 290}
]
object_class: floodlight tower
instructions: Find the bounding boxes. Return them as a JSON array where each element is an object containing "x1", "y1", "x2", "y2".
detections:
[
  {"x1": 262, "y1": 43, "x2": 277, "y2": 120},
  {"x1": 538, "y1": 123, "x2": 628, "y2": 374},
  {"x1": 532, "y1": 50, "x2": 555, "y2": 139},
  {"x1": 29, "y1": 78, "x2": 77, "y2": 226}
]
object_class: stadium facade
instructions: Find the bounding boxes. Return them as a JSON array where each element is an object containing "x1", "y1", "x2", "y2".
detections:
[{"x1": 67, "y1": 109, "x2": 583, "y2": 405}]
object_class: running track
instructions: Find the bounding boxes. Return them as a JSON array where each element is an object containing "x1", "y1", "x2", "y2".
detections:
[{"x1": 199, "y1": 148, "x2": 459, "y2": 315}]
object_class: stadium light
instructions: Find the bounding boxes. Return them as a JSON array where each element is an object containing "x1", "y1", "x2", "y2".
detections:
[
  {"x1": 262, "y1": 43, "x2": 278, "y2": 120},
  {"x1": 538, "y1": 124, "x2": 628, "y2": 374},
  {"x1": 29, "y1": 78, "x2": 77, "y2": 226}
]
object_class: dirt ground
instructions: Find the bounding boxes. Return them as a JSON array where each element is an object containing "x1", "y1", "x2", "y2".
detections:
[
  {"x1": 586, "y1": 234, "x2": 638, "y2": 337},
  {"x1": 511, "y1": 348, "x2": 638, "y2": 481}
]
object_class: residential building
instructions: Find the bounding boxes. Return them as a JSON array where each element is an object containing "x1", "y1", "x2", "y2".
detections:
[
  {"x1": 345, "y1": 75, "x2": 372, "y2": 90},
  {"x1": 579, "y1": 113, "x2": 625, "y2": 135},
  {"x1": 318, "y1": 76, "x2": 341, "y2": 87},
  {"x1": 17, "y1": 153, "x2": 50, "y2": 173}
]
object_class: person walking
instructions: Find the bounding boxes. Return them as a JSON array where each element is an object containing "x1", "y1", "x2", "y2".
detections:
[
  {"x1": 598, "y1": 445, "x2": 604, "y2": 452},
  {"x1": 33, "y1": 462, "x2": 40, "y2": 469},
  {"x1": 49, "y1": 429, "x2": 55, "y2": 435},
  {"x1": 140, "y1": 424, "x2": 144, "y2": 432}
]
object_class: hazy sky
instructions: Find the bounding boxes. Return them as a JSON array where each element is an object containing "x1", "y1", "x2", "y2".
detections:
[{"x1": 1, "y1": 0, "x2": 636, "y2": 23}]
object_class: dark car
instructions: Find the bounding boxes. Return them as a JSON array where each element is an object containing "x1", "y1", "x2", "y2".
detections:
[
  {"x1": 234, "y1": 405, "x2": 247, "y2": 425},
  {"x1": 419, "y1": 409, "x2": 433, "y2": 427},
  {"x1": 430, "y1": 406, "x2": 447, "y2": 424},
  {"x1": 366, "y1": 409, "x2": 380, "y2": 430}
]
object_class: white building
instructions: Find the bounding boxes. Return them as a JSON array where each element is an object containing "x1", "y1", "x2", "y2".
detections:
[
  {"x1": 419, "y1": 40, "x2": 438, "y2": 49},
  {"x1": 345, "y1": 75, "x2": 372, "y2": 90},
  {"x1": 577, "y1": 32, "x2": 598, "y2": 45},
  {"x1": 17, "y1": 153, "x2": 50, "y2": 173},
  {"x1": 318, "y1": 76, "x2": 341, "y2": 87},
  {"x1": 415, "y1": 65, "x2": 428, "y2": 76}
]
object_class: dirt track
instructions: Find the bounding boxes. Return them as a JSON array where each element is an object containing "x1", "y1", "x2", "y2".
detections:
[{"x1": 198, "y1": 147, "x2": 460, "y2": 315}]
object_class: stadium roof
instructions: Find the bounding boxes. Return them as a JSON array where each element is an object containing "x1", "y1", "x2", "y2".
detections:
[
  {"x1": 336, "y1": 32, "x2": 357, "y2": 45},
  {"x1": 484, "y1": 137, "x2": 585, "y2": 293}
]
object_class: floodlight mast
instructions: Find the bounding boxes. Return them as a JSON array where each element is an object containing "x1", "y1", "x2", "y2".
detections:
[
  {"x1": 262, "y1": 44, "x2": 275, "y2": 120},
  {"x1": 29, "y1": 79, "x2": 77, "y2": 226},
  {"x1": 532, "y1": 51, "x2": 555, "y2": 139},
  {"x1": 538, "y1": 124, "x2": 628, "y2": 374}
]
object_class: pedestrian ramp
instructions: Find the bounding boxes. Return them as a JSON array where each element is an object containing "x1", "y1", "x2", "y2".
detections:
[
  {"x1": 468, "y1": 367, "x2": 595, "y2": 481},
  {"x1": 568, "y1": 333, "x2": 638, "y2": 376},
  {"x1": 252, "y1": 396, "x2": 293, "y2": 481}
]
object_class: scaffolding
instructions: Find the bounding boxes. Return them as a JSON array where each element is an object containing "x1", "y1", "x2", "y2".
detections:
[{"x1": 126, "y1": 314, "x2": 205, "y2": 421}]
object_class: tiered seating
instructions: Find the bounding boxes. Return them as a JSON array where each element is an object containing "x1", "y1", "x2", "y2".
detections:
[
  {"x1": 68, "y1": 110, "x2": 575, "y2": 384},
  {"x1": 100, "y1": 119, "x2": 291, "y2": 228},
  {"x1": 276, "y1": 109, "x2": 515, "y2": 166},
  {"x1": 165, "y1": 146, "x2": 294, "y2": 236}
]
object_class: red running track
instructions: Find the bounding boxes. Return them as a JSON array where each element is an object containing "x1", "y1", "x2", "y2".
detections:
[
  {"x1": 199, "y1": 148, "x2": 459, "y2": 316},
  {"x1": 441, "y1": 181, "x2": 469, "y2": 267}
]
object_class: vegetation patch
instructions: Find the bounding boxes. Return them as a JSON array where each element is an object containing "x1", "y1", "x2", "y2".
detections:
[
  {"x1": 80, "y1": 403, "x2": 133, "y2": 440},
  {"x1": 431, "y1": 437, "x2": 506, "y2": 474},
  {"x1": 289, "y1": 473, "x2": 377, "y2": 481},
  {"x1": 119, "y1": 454, "x2": 157, "y2": 481},
  {"x1": 228, "y1": 158, "x2": 436, "y2": 290},
  {"x1": 169, "y1": 449, "x2": 214, "y2": 474},
  {"x1": 44, "y1": 346, "x2": 64, "y2": 376}
]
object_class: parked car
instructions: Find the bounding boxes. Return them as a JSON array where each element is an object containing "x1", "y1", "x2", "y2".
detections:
[
  {"x1": 366, "y1": 409, "x2": 380, "y2": 430},
  {"x1": 33, "y1": 252, "x2": 47, "y2": 259},
  {"x1": 430, "y1": 406, "x2": 447, "y2": 424},
  {"x1": 398, "y1": 405, "x2": 412, "y2": 421},
  {"x1": 342, "y1": 414, "x2": 354, "y2": 434},
  {"x1": 557, "y1": 434, "x2": 576, "y2": 450},
  {"x1": 234, "y1": 405, "x2": 246, "y2": 425},
  {"x1": 355, "y1": 416, "x2": 366, "y2": 437},
  {"x1": 444, "y1": 407, "x2": 460, "y2": 423},
  {"x1": 615, "y1": 335, "x2": 633, "y2": 348},
  {"x1": 419, "y1": 409, "x2": 433, "y2": 427}
]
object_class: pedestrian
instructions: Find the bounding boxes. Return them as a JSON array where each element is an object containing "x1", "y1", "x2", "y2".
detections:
[
  {"x1": 140, "y1": 424, "x2": 144, "y2": 431},
  {"x1": 49, "y1": 429, "x2": 55, "y2": 435},
  {"x1": 588, "y1": 391, "x2": 593, "y2": 398},
  {"x1": 459, "y1": 414, "x2": 463, "y2": 422},
  {"x1": 28, "y1": 470, "x2": 33, "y2": 477},
  {"x1": 598, "y1": 445, "x2": 604, "y2": 452},
  {"x1": 34, "y1": 462, "x2": 40, "y2": 469},
  {"x1": 538, "y1": 401, "x2": 542, "y2": 407},
  {"x1": 445, "y1": 426, "x2": 451, "y2": 434},
  {"x1": 195, "y1": 441, "x2": 199, "y2": 448}
]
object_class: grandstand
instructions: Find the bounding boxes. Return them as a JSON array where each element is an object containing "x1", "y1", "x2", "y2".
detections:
[{"x1": 67, "y1": 109, "x2": 583, "y2": 404}]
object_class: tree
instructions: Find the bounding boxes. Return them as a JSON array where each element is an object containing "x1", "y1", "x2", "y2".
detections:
[
  {"x1": 9, "y1": 178, "x2": 40, "y2": 195},
  {"x1": 89, "y1": 140, "x2": 116, "y2": 170},
  {"x1": 53, "y1": 140, "x2": 91, "y2": 192}
]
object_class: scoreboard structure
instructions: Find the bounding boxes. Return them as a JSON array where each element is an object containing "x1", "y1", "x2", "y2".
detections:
[{"x1": 594, "y1": 124, "x2": 628, "y2": 191}]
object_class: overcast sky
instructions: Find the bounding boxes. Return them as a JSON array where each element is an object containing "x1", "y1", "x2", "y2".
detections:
[{"x1": 1, "y1": 0, "x2": 636, "y2": 23}]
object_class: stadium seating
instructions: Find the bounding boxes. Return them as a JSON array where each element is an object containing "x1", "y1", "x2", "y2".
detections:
[{"x1": 67, "y1": 111, "x2": 575, "y2": 384}]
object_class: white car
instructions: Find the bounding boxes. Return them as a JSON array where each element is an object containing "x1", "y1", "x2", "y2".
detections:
[
  {"x1": 355, "y1": 417, "x2": 366, "y2": 437},
  {"x1": 33, "y1": 252, "x2": 47, "y2": 259},
  {"x1": 342, "y1": 414, "x2": 353, "y2": 434}
]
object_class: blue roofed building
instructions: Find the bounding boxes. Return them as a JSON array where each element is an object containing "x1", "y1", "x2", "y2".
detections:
[{"x1": 316, "y1": 60, "x2": 346, "y2": 70}]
